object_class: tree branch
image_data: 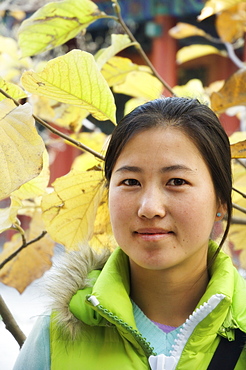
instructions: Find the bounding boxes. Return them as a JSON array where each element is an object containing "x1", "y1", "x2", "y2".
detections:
[
  {"x1": 0, "y1": 231, "x2": 47, "y2": 270},
  {"x1": 0, "y1": 89, "x2": 105, "y2": 161},
  {"x1": 225, "y1": 42, "x2": 246, "y2": 69},
  {"x1": 0, "y1": 295, "x2": 26, "y2": 347},
  {"x1": 232, "y1": 186, "x2": 246, "y2": 199},
  {"x1": 232, "y1": 202, "x2": 246, "y2": 214},
  {"x1": 112, "y1": 0, "x2": 175, "y2": 96}
]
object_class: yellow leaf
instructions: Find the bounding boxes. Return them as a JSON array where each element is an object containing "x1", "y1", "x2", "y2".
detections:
[
  {"x1": 230, "y1": 140, "x2": 246, "y2": 158},
  {"x1": 0, "y1": 77, "x2": 27, "y2": 101},
  {"x1": 216, "y1": 4, "x2": 246, "y2": 42},
  {"x1": 113, "y1": 71, "x2": 163, "y2": 100},
  {"x1": 71, "y1": 132, "x2": 108, "y2": 171},
  {"x1": 0, "y1": 210, "x2": 54, "y2": 293},
  {"x1": 0, "y1": 100, "x2": 45, "y2": 200},
  {"x1": 9, "y1": 10, "x2": 26, "y2": 21},
  {"x1": 21, "y1": 50, "x2": 116, "y2": 124},
  {"x1": 18, "y1": 0, "x2": 106, "y2": 57},
  {"x1": 95, "y1": 34, "x2": 133, "y2": 69},
  {"x1": 72, "y1": 153, "x2": 102, "y2": 172},
  {"x1": 41, "y1": 169, "x2": 105, "y2": 249},
  {"x1": 31, "y1": 96, "x2": 88, "y2": 133},
  {"x1": 169, "y1": 22, "x2": 207, "y2": 39},
  {"x1": 102, "y1": 56, "x2": 139, "y2": 87},
  {"x1": 0, "y1": 36, "x2": 32, "y2": 82},
  {"x1": 198, "y1": 0, "x2": 244, "y2": 20},
  {"x1": 12, "y1": 148, "x2": 50, "y2": 200},
  {"x1": 229, "y1": 131, "x2": 246, "y2": 145},
  {"x1": 89, "y1": 189, "x2": 117, "y2": 251},
  {"x1": 211, "y1": 69, "x2": 246, "y2": 113},
  {"x1": 173, "y1": 79, "x2": 209, "y2": 103},
  {"x1": 0, "y1": 198, "x2": 22, "y2": 233},
  {"x1": 176, "y1": 44, "x2": 227, "y2": 64},
  {"x1": 124, "y1": 98, "x2": 148, "y2": 115}
]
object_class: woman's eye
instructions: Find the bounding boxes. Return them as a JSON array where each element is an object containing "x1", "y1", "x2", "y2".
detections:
[
  {"x1": 122, "y1": 179, "x2": 140, "y2": 186},
  {"x1": 168, "y1": 178, "x2": 186, "y2": 186}
]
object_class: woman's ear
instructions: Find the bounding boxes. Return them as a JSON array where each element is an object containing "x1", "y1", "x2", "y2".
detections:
[{"x1": 215, "y1": 203, "x2": 227, "y2": 221}]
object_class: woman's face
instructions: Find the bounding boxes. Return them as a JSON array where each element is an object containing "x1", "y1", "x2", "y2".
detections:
[{"x1": 108, "y1": 127, "x2": 223, "y2": 273}]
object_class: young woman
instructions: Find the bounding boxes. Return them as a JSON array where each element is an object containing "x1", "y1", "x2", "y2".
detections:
[{"x1": 14, "y1": 97, "x2": 246, "y2": 369}]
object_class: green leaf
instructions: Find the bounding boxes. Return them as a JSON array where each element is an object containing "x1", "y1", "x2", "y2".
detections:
[
  {"x1": 21, "y1": 50, "x2": 116, "y2": 123},
  {"x1": 18, "y1": 0, "x2": 107, "y2": 57}
]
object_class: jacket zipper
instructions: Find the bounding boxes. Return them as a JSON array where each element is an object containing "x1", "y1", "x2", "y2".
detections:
[
  {"x1": 87, "y1": 293, "x2": 226, "y2": 369},
  {"x1": 87, "y1": 295, "x2": 156, "y2": 357}
]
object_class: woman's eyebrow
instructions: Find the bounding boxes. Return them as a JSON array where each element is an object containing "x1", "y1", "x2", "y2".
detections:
[
  {"x1": 115, "y1": 164, "x2": 194, "y2": 174},
  {"x1": 115, "y1": 166, "x2": 142, "y2": 173},
  {"x1": 160, "y1": 165, "x2": 194, "y2": 173}
]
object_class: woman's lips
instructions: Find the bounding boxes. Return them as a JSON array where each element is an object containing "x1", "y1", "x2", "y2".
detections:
[{"x1": 134, "y1": 228, "x2": 173, "y2": 241}]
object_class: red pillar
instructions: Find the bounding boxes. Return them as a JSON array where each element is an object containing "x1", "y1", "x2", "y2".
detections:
[{"x1": 150, "y1": 15, "x2": 177, "y2": 96}]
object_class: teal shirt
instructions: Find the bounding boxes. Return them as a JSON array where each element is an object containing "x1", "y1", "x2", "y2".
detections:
[{"x1": 132, "y1": 301, "x2": 183, "y2": 356}]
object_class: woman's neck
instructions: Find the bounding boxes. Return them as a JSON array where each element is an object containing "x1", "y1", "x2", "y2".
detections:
[{"x1": 130, "y1": 260, "x2": 209, "y2": 327}]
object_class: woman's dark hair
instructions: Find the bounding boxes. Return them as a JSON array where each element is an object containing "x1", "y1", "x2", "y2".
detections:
[{"x1": 104, "y1": 97, "x2": 232, "y2": 251}]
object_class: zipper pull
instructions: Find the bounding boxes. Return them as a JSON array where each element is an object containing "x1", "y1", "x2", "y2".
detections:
[{"x1": 149, "y1": 354, "x2": 176, "y2": 370}]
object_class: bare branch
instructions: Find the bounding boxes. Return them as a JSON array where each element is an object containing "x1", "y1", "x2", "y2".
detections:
[
  {"x1": 0, "y1": 295, "x2": 26, "y2": 347},
  {"x1": 230, "y1": 216, "x2": 246, "y2": 225},
  {"x1": 0, "y1": 231, "x2": 47, "y2": 270},
  {"x1": 232, "y1": 202, "x2": 246, "y2": 214},
  {"x1": 225, "y1": 42, "x2": 246, "y2": 69},
  {"x1": 112, "y1": 0, "x2": 175, "y2": 96},
  {"x1": 232, "y1": 187, "x2": 246, "y2": 199}
]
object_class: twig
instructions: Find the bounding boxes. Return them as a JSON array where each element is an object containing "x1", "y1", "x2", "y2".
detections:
[
  {"x1": 0, "y1": 89, "x2": 105, "y2": 161},
  {"x1": 235, "y1": 158, "x2": 246, "y2": 169},
  {"x1": 230, "y1": 216, "x2": 246, "y2": 225},
  {"x1": 111, "y1": 0, "x2": 175, "y2": 96},
  {"x1": 232, "y1": 202, "x2": 246, "y2": 214},
  {"x1": 0, "y1": 231, "x2": 47, "y2": 270},
  {"x1": 232, "y1": 186, "x2": 246, "y2": 198},
  {"x1": 225, "y1": 42, "x2": 246, "y2": 69},
  {"x1": 0, "y1": 295, "x2": 26, "y2": 347}
]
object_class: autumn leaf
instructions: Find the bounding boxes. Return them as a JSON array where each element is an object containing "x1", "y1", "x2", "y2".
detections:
[
  {"x1": 230, "y1": 140, "x2": 246, "y2": 158},
  {"x1": 0, "y1": 100, "x2": 45, "y2": 200},
  {"x1": 102, "y1": 56, "x2": 140, "y2": 87},
  {"x1": 41, "y1": 169, "x2": 105, "y2": 249},
  {"x1": 0, "y1": 198, "x2": 22, "y2": 234},
  {"x1": 124, "y1": 98, "x2": 148, "y2": 115},
  {"x1": 0, "y1": 210, "x2": 54, "y2": 293},
  {"x1": 0, "y1": 77, "x2": 27, "y2": 101},
  {"x1": 176, "y1": 45, "x2": 227, "y2": 64},
  {"x1": 113, "y1": 70, "x2": 163, "y2": 100},
  {"x1": 31, "y1": 96, "x2": 88, "y2": 133},
  {"x1": 169, "y1": 22, "x2": 207, "y2": 39},
  {"x1": 18, "y1": 0, "x2": 107, "y2": 57},
  {"x1": 198, "y1": 0, "x2": 244, "y2": 20},
  {"x1": 21, "y1": 50, "x2": 116, "y2": 124},
  {"x1": 215, "y1": 4, "x2": 246, "y2": 43},
  {"x1": 172, "y1": 79, "x2": 209, "y2": 103},
  {"x1": 95, "y1": 34, "x2": 133, "y2": 69},
  {"x1": 0, "y1": 35, "x2": 31, "y2": 82},
  {"x1": 89, "y1": 188, "x2": 117, "y2": 251},
  {"x1": 11, "y1": 148, "x2": 50, "y2": 200},
  {"x1": 210, "y1": 69, "x2": 246, "y2": 113}
]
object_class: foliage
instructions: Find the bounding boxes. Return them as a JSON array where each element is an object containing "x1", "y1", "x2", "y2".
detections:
[{"x1": 0, "y1": 0, "x2": 245, "y2": 295}]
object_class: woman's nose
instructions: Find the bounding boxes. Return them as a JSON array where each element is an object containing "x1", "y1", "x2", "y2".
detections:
[{"x1": 137, "y1": 189, "x2": 166, "y2": 219}]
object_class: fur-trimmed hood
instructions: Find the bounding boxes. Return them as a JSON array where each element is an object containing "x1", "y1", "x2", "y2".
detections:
[{"x1": 45, "y1": 245, "x2": 111, "y2": 339}]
